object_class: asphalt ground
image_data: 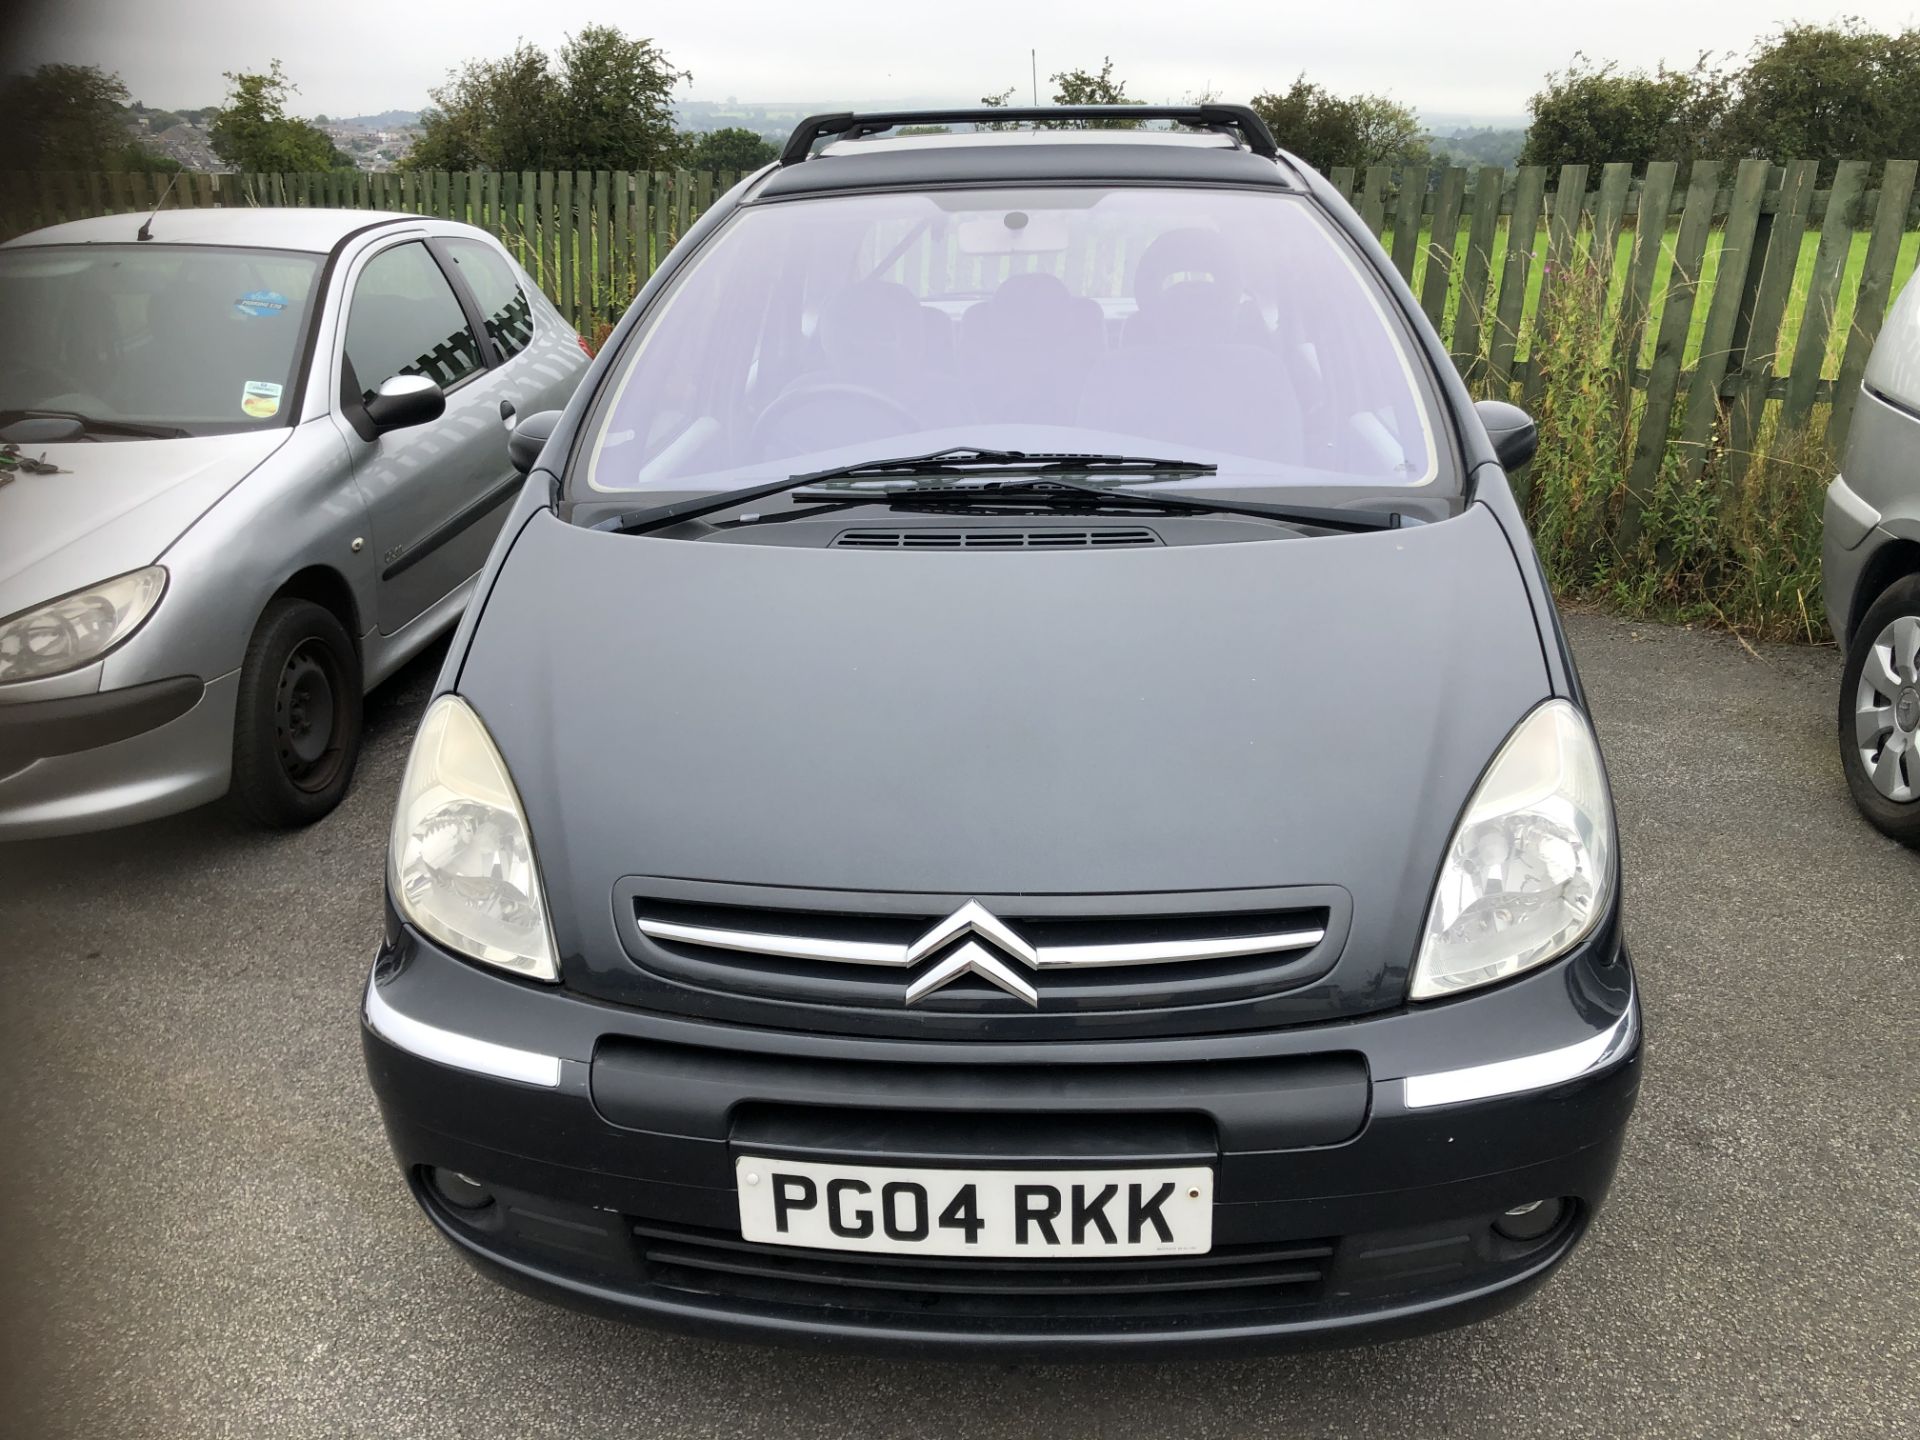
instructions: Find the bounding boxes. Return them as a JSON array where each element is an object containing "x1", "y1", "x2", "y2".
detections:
[{"x1": 0, "y1": 611, "x2": 1914, "y2": 1439}]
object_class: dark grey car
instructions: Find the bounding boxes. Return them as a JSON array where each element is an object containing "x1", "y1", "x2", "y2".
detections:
[
  {"x1": 0, "y1": 209, "x2": 587, "y2": 836},
  {"x1": 363, "y1": 107, "x2": 1640, "y2": 1355}
]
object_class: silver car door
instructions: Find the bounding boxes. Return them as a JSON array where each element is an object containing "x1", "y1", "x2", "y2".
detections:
[
  {"x1": 336, "y1": 238, "x2": 518, "y2": 634},
  {"x1": 439, "y1": 232, "x2": 590, "y2": 432}
]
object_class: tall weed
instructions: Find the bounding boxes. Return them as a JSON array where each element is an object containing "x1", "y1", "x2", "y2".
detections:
[{"x1": 1486, "y1": 244, "x2": 1833, "y2": 642}]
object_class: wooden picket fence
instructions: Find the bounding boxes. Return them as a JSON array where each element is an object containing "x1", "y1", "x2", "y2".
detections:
[
  {"x1": 1323, "y1": 157, "x2": 1920, "y2": 534},
  {"x1": 6, "y1": 157, "x2": 1920, "y2": 512}
]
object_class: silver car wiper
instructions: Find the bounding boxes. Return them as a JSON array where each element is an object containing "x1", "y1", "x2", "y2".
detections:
[{"x1": 0, "y1": 409, "x2": 190, "y2": 441}]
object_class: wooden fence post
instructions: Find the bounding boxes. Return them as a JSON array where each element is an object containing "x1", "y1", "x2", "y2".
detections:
[
  {"x1": 1488, "y1": 166, "x2": 1548, "y2": 393},
  {"x1": 1831, "y1": 159, "x2": 1920, "y2": 449},
  {"x1": 1453, "y1": 166, "x2": 1504, "y2": 380},
  {"x1": 1419, "y1": 166, "x2": 1467, "y2": 334},
  {"x1": 1774, "y1": 161, "x2": 1866, "y2": 433},
  {"x1": 1676, "y1": 157, "x2": 1772, "y2": 481},
  {"x1": 1622, "y1": 160, "x2": 1722, "y2": 549},
  {"x1": 1725, "y1": 159, "x2": 1818, "y2": 480},
  {"x1": 1358, "y1": 164, "x2": 1390, "y2": 238},
  {"x1": 1389, "y1": 165, "x2": 1425, "y2": 283},
  {"x1": 1522, "y1": 164, "x2": 1590, "y2": 413},
  {"x1": 1615, "y1": 161, "x2": 1679, "y2": 381}
]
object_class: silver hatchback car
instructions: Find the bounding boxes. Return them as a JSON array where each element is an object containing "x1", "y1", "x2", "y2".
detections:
[
  {"x1": 0, "y1": 208, "x2": 588, "y2": 838},
  {"x1": 1826, "y1": 273, "x2": 1920, "y2": 845}
]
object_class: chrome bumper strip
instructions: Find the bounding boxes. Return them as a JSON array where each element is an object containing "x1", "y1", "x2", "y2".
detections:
[
  {"x1": 1400, "y1": 1000, "x2": 1638, "y2": 1110},
  {"x1": 364, "y1": 975, "x2": 562, "y2": 1088}
]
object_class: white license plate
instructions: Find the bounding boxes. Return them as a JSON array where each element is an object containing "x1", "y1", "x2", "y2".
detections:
[{"x1": 735, "y1": 1156, "x2": 1214, "y2": 1259}]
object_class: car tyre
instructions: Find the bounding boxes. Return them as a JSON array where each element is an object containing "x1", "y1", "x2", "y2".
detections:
[
  {"x1": 229, "y1": 597, "x2": 363, "y2": 828},
  {"x1": 1840, "y1": 573, "x2": 1920, "y2": 846}
]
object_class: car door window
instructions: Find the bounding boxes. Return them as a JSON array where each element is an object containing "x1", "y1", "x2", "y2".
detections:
[
  {"x1": 442, "y1": 238, "x2": 535, "y2": 361},
  {"x1": 344, "y1": 241, "x2": 485, "y2": 401}
]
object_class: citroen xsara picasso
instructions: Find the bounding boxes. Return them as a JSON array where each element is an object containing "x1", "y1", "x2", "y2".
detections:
[{"x1": 363, "y1": 106, "x2": 1641, "y2": 1355}]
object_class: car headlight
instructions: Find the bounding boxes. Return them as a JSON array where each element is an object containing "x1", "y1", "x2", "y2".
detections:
[
  {"x1": 389, "y1": 694, "x2": 558, "y2": 981},
  {"x1": 1410, "y1": 700, "x2": 1615, "y2": 1000},
  {"x1": 0, "y1": 566, "x2": 167, "y2": 683}
]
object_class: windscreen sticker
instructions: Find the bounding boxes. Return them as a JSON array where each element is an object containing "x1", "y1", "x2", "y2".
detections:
[
  {"x1": 234, "y1": 289, "x2": 288, "y2": 318},
  {"x1": 241, "y1": 380, "x2": 283, "y2": 418}
]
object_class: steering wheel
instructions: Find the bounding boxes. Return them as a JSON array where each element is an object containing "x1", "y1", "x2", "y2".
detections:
[{"x1": 750, "y1": 381, "x2": 922, "y2": 459}]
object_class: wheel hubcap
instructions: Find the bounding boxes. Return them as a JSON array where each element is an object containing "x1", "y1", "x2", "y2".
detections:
[
  {"x1": 274, "y1": 641, "x2": 344, "y2": 791},
  {"x1": 1855, "y1": 614, "x2": 1920, "y2": 802}
]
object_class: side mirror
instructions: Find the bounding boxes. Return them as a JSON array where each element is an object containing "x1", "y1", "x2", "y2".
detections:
[
  {"x1": 1474, "y1": 399, "x2": 1538, "y2": 473},
  {"x1": 508, "y1": 409, "x2": 564, "y2": 476},
  {"x1": 366, "y1": 374, "x2": 445, "y2": 433}
]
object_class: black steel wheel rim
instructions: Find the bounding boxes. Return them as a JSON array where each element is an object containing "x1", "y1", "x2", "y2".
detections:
[{"x1": 274, "y1": 639, "x2": 347, "y2": 792}]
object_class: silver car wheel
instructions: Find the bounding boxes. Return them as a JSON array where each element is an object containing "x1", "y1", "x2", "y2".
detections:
[{"x1": 1855, "y1": 613, "x2": 1920, "y2": 802}]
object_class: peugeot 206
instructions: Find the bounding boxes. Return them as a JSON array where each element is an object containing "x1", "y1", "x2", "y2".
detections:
[
  {"x1": 362, "y1": 106, "x2": 1641, "y2": 1356},
  {"x1": 0, "y1": 208, "x2": 587, "y2": 835}
]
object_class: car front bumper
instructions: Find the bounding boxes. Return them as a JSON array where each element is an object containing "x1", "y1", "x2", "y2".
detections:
[
  {"x1": 362, "y1": 922, "x2": 1641, "y2": 1358},
  {"x1": 0, "y1": 671, "x2": 236, "y2": 839}
]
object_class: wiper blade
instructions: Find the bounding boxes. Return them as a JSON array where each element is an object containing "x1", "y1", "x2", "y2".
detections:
[
  {"x1": 792, "y1": 446, "x2": 1219, "y2": 485},
  {"x1": 794, "y1": 475, "x2": 1406, "y2": 534},
  {"x1": 595, "y1": 446, "x2": 1218, "y2": 537},
  {"x1": 0, "y1": 409, "x2": 189, "y2": 440}
]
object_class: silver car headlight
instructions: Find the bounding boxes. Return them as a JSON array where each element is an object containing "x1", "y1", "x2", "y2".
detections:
[
  {"x1": 1410, "y1": 700, "x2": 1615, "y2": 1000},
  {"x1": 389, "y1": 694, "x2": 558, "y2": 981},
  {"x1": 0, "y1": 566, "x2": 167, "y2": 683}
]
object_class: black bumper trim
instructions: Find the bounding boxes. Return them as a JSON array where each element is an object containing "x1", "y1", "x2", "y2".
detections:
[
  {"x1": 0, "y1": 674, "x2": 203, "y2": 767},
  {"x1": 425, "y1": 1187, "x2": 1585, "y2": 1360}
]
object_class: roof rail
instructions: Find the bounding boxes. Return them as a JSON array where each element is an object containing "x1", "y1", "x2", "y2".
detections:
[{"x1": 778, "y1": 105, "x2": 1280, "y2": 167}]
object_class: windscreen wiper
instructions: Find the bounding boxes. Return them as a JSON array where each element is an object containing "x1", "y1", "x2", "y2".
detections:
[
  {"x1": 594, "y1": 446, "x2": 1219, "y2": 537},
  {"x1": 0, "y1": 409, "x2": 190, "y2": 440},
  {"x1": 792, "y1": 474, "x2": 1407, "y2": 534},
  {"x1": 791, "y1": 446, "x2": 1220, "y2": 485}
]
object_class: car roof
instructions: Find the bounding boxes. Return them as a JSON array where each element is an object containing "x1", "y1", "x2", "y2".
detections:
[
  {"x1": 0, "y1": 207, "x2": 428, "y2": 253},
  {"x1": 754, "y1": 132, "x2": 1299, "y2": 201}
]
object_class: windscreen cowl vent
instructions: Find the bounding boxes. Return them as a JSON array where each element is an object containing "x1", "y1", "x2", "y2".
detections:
[{"x1": 832, "y1": 527, "x2": 1161, "y2": 550}]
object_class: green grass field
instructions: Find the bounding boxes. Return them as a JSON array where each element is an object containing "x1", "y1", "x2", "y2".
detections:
[{"x1": 1385, "y1": 222, "x2": 1920, "y2": 378}]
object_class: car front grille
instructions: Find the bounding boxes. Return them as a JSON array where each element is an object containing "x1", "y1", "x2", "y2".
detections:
[{"x1": 621, "y1": 890, "x2": 1343, "y2": 1015}]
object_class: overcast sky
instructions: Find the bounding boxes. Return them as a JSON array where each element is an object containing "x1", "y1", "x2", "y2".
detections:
[{"x1": 8, "y1": 1, "x2": 1920, "y2": 122}]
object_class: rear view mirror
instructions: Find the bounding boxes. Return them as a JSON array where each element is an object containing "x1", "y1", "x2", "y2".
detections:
[
  {"x1": 1474, "y1": 399, "x2": 1538, "y2": 473},
  {"x1": 366, "y1": 374, "x2": 445, "y2": 433},
  {"x1": 508, "y1": 409, "x2": 564, "y2": 475}
]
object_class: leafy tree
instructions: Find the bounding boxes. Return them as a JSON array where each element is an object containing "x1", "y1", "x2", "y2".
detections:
[
  {"x1": 1719, "y1": 21, "x2": 1920, "y2": 165},
  {"x1": 1048, "y1": 57, "x2": 1137, "y2": 127},
  {"x1": 1249, "y1": 77, "x2": 1429, "y2": 172},
  {"x1": 1519, "y1": 55, "x2": 1728, "y2": 171},
  {"x1": 550, "y1": 25, "x2": 689, "y2": 170},
  {"x1": 684, "y1": 126, "x2": 777, "y2": 171},
  {"x1": 209, "y1": 61, "x2": 347, "y2": 172},
  {"x1": 0, "y1": 63, "x2": 143, "y2": 170},
  {"x1": 412, "y1": 26, "x2": 688, "y2": 172},
  {"x1": 410, "y1": 43, "x2": 551, "y2": 170},
  {"x1": 1346, "y1": 94, "x2": 1429, "y2": 169}
]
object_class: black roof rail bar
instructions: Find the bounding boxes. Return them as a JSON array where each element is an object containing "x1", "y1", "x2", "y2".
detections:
[{"x1": 778, "y1": 105, "x2": 1280, "y2": 167}]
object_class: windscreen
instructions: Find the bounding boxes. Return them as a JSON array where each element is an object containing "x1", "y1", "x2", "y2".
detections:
[
  {"x1": 0, "y1": 243, "x2": 321, "y2": 434},
  {"x1": 585, "y1": 186, "x2": 1439, "y2": 493}
]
